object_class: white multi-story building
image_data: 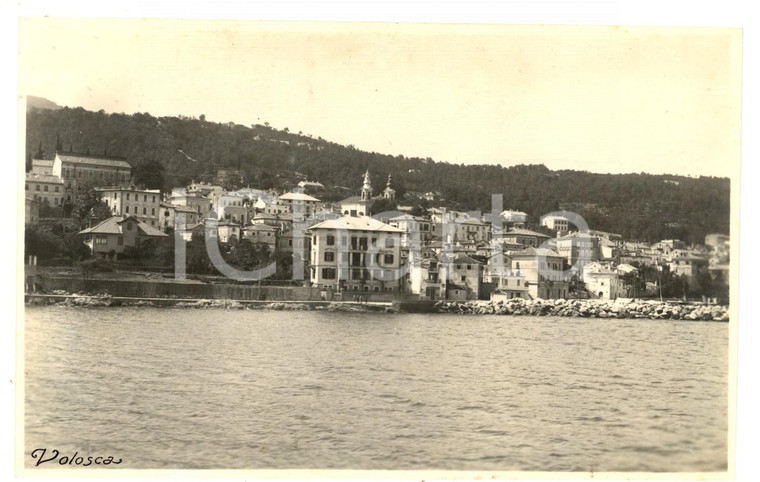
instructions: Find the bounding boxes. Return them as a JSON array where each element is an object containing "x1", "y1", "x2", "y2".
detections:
[
  {"x1": 25, "y1": 173, "x2": 64, "y2": 207},
  {"x1": 307, "y1": 214, "x2": 404, "y2": 293},
  {"x1": 98, "y1": 187, "x2": 162, "y2": 228}
]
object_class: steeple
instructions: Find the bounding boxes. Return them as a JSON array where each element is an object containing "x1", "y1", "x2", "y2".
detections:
[
  {"x1": 361, "y1": 170, "x2": 373, "y2": 202},
  {"x1": 383, "y1": 173, "x2": 396, "y2": 201}
]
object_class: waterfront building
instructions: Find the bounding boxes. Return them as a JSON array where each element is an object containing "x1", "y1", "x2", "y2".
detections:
[
  {"x1": 668, "y1": 255, "x2": 709, "y2": 284},
  {"x1": 509, "y1": 247, "x2": 570, "y2": 299},
  {"x1": 554, "y1": 232, "x2": 601, "y2": 272},
  {"x1": 483, "y1": 252, "x2": 529, "y2": 299},
  {"x1": 98, "y1": 186, "x2": 162, "y2": 228},
  {"x1": 446, "y1": 254, "x2": 484, "y2": 300},
  {"x1": 411, "y1": 256, "x2": 443, "y2": 300},
  {"x1": 25, "y1": 173, "x2": 64, "y2": 207},
  {"x1": 585, "y1": 269, "x2": 624, "y2": 299},
  {"x1": 78, "y1": 215, "x2": 167, "y2": 260},
  {"x1": 307, "y1": 214, "x2": 404, "y2": 293},
  {"x1": 52, "y1": 152, "x2": 132, "y2": 201}
]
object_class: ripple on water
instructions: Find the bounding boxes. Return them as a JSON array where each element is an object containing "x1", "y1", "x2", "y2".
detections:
[{"x1": 23, "y1": 307, "x2": 729, "y2": 471}]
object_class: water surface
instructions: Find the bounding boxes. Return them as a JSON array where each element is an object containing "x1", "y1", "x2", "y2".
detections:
[{"x1": 24, "y1": 306, "x2": 728, "y2": 471}]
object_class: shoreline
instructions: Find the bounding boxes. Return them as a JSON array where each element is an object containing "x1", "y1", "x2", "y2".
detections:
[{"x1": 25, "y1": 293, "x2": 729, "y2": 321}]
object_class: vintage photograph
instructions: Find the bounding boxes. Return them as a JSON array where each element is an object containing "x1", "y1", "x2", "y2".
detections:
[{"x1": 18, "y1": 18, "x2": 740, "y2": 476}]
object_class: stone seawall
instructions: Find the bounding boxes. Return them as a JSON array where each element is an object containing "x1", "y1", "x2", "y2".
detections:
[{"x1": 435, "y1": 298, "x2": 729, "y2": 321}]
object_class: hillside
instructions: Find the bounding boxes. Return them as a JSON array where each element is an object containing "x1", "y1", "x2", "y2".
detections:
[
  {"x1": 25, "y1": 105, "x2": 731, "y2": 244},
  {"x1": 26, "y1": 96, "x2": 63, "y2": 112}
]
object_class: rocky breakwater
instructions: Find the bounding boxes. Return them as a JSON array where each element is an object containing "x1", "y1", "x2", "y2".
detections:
[{"x1": 435, "y1": 298, "x2": 729, "y2": 322}]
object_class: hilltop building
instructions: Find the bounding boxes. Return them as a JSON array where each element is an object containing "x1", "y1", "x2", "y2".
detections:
[{"x1": 52, "y1": 152, "x2": 132, "y2": 201}]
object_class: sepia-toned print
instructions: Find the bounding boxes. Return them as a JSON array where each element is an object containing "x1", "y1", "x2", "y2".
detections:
[{"x1": 18, "y1": 19, "x2": 740, "y2": 477}]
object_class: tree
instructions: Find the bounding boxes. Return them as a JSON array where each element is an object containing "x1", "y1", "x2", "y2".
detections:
[
  {"x1": 71, "y1": 185, "x2": 111, "y2": 228},
  {"x1": 133, "y1": 159, "x2": 165, "y2": 190},
  {"x1": 371, "y1": 197, "x2": 397, "y2": 214}
]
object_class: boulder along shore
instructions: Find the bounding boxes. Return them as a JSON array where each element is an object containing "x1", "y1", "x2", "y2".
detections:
[{"x1": 435, "y1": 298, "x2": 729, "y2": 321}]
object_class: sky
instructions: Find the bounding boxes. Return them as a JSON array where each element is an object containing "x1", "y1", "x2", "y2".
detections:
[{"x1": 18, "y1": 18, "x2": 741, "y2": 178}]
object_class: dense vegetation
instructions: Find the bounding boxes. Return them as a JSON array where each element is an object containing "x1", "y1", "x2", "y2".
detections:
[{"x1": 26, "y1": 105, "x2": 731, "y2": 244}]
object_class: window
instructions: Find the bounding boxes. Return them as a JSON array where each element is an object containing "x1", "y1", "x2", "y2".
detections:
[
  {"x1": 326, "y1": 235, "x2": 335, "y2": 246},
  {"x1": 152, "y1": 196, "x2": 156, "y2": 202},
  {"x1": 125, "y1": 206, "x2": 130, "y2": 213},
  {"x1": 54, "y1": 198, "x2": 58, "y2": 205},
  {"x1": 461, "y1": 276, "x2": 466, "y2": 282},
  {"x1": 126, "y1": 222, "x2": 132, "y2": 231},
  {"x1": 143, "y1": 207, "x2": 147, "y2": 215},
  {"x1": 144, "y1": 195, "x2": 147, "y2": 202},
  {"x1": 384, "y1": 254, "x2": 394, "y2": 264},
  {"x1": 322, "y1": 268, "x2": 336, "y2": 279},
  {"x1": 36, "y1": 185, "x2": 40, "y2": 191},
  {"x1": 25, "y1": 184, "x2": 28, "y2": 190},
  {"x1": 324, "y1": 252, "x2": 335, "y2": 262},
  {"x1": 127, "y1": 193, "x2": 130, "y2": 200},
  {"x1": 151, "y1": 208, "x2": 155, "y2": 215},
  {"x1": 117, "y1": 236, "x2": 124, "y2": 246},
  {"x1": 385, "y1": 238, "x2": 395, "y2": 248},
  {"x1": 341, "y1": 236, "x2": 347, "y2": 247},
  {"x1": 54, "y1": 186, "x2": 59, "y2": 192},
  {"x1": 43, "y1": 185, "x2": 48, "y2": 192}
]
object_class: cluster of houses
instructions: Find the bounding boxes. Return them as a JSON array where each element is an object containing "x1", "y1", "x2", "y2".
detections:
[{"x1": 25, "y1": 152, "x2": 730, "y2": 301}]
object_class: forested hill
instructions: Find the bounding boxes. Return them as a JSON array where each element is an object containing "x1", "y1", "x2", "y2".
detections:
[{"x1": 25, "y1": 105, "x2": 730, "y2": 244}]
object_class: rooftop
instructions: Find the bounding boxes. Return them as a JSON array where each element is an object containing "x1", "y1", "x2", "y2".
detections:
[
  {"x1": 56, "y1": 152, "x2": 131, "y2": 169},
  {"x1": 308, "y1": 215, "x2": 404, "y2": 233},
  {"x1": 279, "y1": 192, "x2": 321, "y2": 202},
  {"x1": 508, "y1": 246, "x2": 563, "y2": 258},
  {"x1": 79, "y1": 215, "x2": 167, "y2": 237},
  {"x1": 505, "y1": 228, "x2": 551, "y2": 238},
  {"x1": 26, "y1": 173, "x2": 63, "y2": 184}
]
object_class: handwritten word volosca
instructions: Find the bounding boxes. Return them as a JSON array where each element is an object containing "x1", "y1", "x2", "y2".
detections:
[{"x1": 30, "y1": 448, "x2": 122, "y2": 467}]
